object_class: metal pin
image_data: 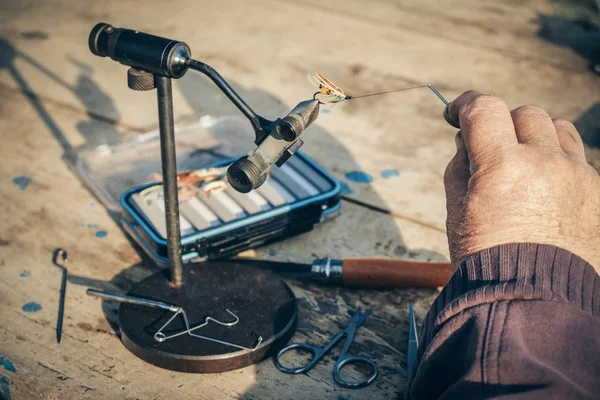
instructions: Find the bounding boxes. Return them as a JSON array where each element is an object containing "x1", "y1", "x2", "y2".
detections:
[
  {"x1": 428, "y1": 84, "x2": 460, "y2": 128},
  {"x1": 427, "y1": 84, "x2": 449, "y2": 105},
  {"x1": 87, "y1": 288, "x2": 179, "y2": 312},
  {"x1": 52, "y1": 248, "x2": 68, "y2": 343}
]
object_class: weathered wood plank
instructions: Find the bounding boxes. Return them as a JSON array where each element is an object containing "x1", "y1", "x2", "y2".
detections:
[
  {"x1": 281, "y1": 0, "x2": 597, "y2": 73},
  {"x1": 1, "y1": 0, "x2": 598, "y2": 398}
]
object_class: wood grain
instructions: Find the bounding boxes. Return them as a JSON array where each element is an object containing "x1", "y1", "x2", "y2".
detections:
[{"x1": 0, "y1": 0, "x2": 598, "y2": 398}]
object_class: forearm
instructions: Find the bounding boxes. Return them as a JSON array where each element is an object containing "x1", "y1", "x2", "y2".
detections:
[{"x1": 409, "y1": 243, "x2": 600, "y2": 399}]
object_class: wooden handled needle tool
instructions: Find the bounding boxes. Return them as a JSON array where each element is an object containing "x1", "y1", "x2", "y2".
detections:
[
  {"x1": 230, "y1": 257, "x2": 454, "y2": 288},
  {"x1": 310, "y1": 257, "x2": 453, "y2": 288}
]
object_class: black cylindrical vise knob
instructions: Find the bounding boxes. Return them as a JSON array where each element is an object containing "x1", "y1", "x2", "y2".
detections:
[
  {"x1": 227, "y1": 156, "x2": 266, "y2": 193},
  {"x1": 89, "y1": 23, "x2": 191, "y2": 78}
]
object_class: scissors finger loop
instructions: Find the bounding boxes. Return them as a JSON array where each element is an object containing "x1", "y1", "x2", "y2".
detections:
[
  {"x1": 274, "y1": 343, "x2": 321, "y2": 374},
  {"x1": 333, "y1": 355, "x2": 378, "y2": 389}
]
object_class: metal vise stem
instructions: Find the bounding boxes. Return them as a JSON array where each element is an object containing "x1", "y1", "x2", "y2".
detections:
[{"x1": 156, "y1": 76, "x2": 184, "y2": 286}]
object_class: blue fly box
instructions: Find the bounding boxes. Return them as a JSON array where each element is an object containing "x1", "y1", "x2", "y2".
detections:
[{"x1": 120, "y1": 152, "x2": 341, "y2": 265}]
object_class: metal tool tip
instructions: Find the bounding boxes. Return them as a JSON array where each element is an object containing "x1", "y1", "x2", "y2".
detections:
[
  {"x1": 252, "y1": 336, "x2": 264, "y2": 351},
  {"x1": 427, "y1": 84, "x2": 450, "y2": 106}
]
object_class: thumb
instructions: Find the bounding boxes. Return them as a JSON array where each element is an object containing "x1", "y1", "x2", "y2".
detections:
[{"x1": 444, "y1": 132, "x2": 470, "y2": 210}]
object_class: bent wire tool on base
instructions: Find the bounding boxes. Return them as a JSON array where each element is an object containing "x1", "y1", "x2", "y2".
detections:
[{"x1": 86, "y1": 289, "x2": 262, "y2": 351}]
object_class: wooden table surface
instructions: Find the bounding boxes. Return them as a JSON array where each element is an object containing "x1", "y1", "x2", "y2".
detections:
[{"x1": 0, "y1": 0, "x2": 598, "y2": 399}]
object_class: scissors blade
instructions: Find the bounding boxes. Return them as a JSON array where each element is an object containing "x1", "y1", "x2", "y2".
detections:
[
  {"x1": 339, "y1": 308, "x2": 371, "y2": 349},
  {"x1": 354, "y1": 308, "x2": 371, "y2": 326},
  {"x1": 407, "y1": 303, "x2": 419, "y2": 382}
]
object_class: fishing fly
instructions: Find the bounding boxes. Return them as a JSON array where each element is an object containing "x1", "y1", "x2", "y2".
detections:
[
  {"x1": 308, "y1": 72, "x2": 350, "y2": 104},
  {"x1": 307, "y1": 72, "x2": 451, "y2": 106}
]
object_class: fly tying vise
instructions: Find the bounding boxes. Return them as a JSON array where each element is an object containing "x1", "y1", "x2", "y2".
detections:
[{"x1": 307, "y1": 73, "x2": 460, "y2": 128}]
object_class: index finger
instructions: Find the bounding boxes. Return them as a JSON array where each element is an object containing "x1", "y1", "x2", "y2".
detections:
[{"x1": 447, "y1": 90, "x2": 518, "y2": 171}]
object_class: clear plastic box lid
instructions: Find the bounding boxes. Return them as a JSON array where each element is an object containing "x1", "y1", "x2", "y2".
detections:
[{"x1": 76, "y1": 115, "x2": 255, "y2": 213}]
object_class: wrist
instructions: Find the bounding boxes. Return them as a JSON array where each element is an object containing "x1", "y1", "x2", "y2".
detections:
[{"x1": 450, "y1": 231, "x2": 599, "y2": 271}]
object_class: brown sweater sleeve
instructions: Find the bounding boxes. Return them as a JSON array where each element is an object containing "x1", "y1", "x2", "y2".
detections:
[{"x1": 409, "y1": 243, "x2": 600, "y2": 400}]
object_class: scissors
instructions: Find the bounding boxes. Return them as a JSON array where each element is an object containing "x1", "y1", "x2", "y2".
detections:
[{"x1": 274, "y1": 308, "x2": 378, "y2": 389}]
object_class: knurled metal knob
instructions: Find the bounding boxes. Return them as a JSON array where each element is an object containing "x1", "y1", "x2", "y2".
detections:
[
  {"x1": 277, "y1": 114, "x2": 304, "y2": 141},
  {"x1": 127, "y1": 68, "x2": 155, "y2": 91},
  {"x1": 227, "y1": 156, "x2": 264, "y2": 193}
]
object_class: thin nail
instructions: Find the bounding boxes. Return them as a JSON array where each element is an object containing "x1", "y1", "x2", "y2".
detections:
[{"x1": 427, "y1": 84, "x2": 449, "y2": 106}]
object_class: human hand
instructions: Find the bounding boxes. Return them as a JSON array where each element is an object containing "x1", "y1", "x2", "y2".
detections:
[{"x1": 444, "y1": 91, "x2": 600, "y2": 270}]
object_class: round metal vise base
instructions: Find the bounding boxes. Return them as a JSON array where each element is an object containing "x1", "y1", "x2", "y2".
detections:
[{"x1": 119, "y1": 261, "x2": 297, "y2": 373}]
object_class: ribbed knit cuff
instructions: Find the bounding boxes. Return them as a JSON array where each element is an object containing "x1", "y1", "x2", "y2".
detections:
[{"x1": 418, "y1": 243, "x2": 599, "y2": 362}]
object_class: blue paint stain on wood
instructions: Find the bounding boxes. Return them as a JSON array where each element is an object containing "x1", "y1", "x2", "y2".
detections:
[
  {"x1": 89, "y1": 201, "x2": 96, "y2": 207},
  {"x1": 12, "y1": 176, "x2": 32, "y2": 191},
  {"x1": 22, "y1": 302, "x2": 42, "y2": 313},
  {"x1": 380, "y1": 169, "x2": 400, "y2": 179},
  {"x1": 268, "y1": 249, "x2": 277, "y2": 257},
  {"x1": 95, "y1": 230, "x2": 107, "y2": 238},
  {"x1": 344, "y1": 171, "x2": 373, "y2": 183},
  {"x1": 338, "y1": 181, "x2": 353, "y2": 195},
  {"x1": 0, "y1": 375, "x2": 10, "y2": 400},
  {"x1": 19, "y1": 271, "x2": 30, "y2": 278},
  {"x1": 0, "y1": 355, "x2": 16, "y2": 373}
]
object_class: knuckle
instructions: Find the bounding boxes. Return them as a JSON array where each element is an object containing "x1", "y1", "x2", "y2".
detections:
[
  {"x1": 461, "y1": 95, "x2": 506, "y2": 119},
  {"x1": 512, "y1": 105, "x2": 549, "y2": 117},
  {"x1": 462, "y1": 90, "x2": 480, "y2": 98}
]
